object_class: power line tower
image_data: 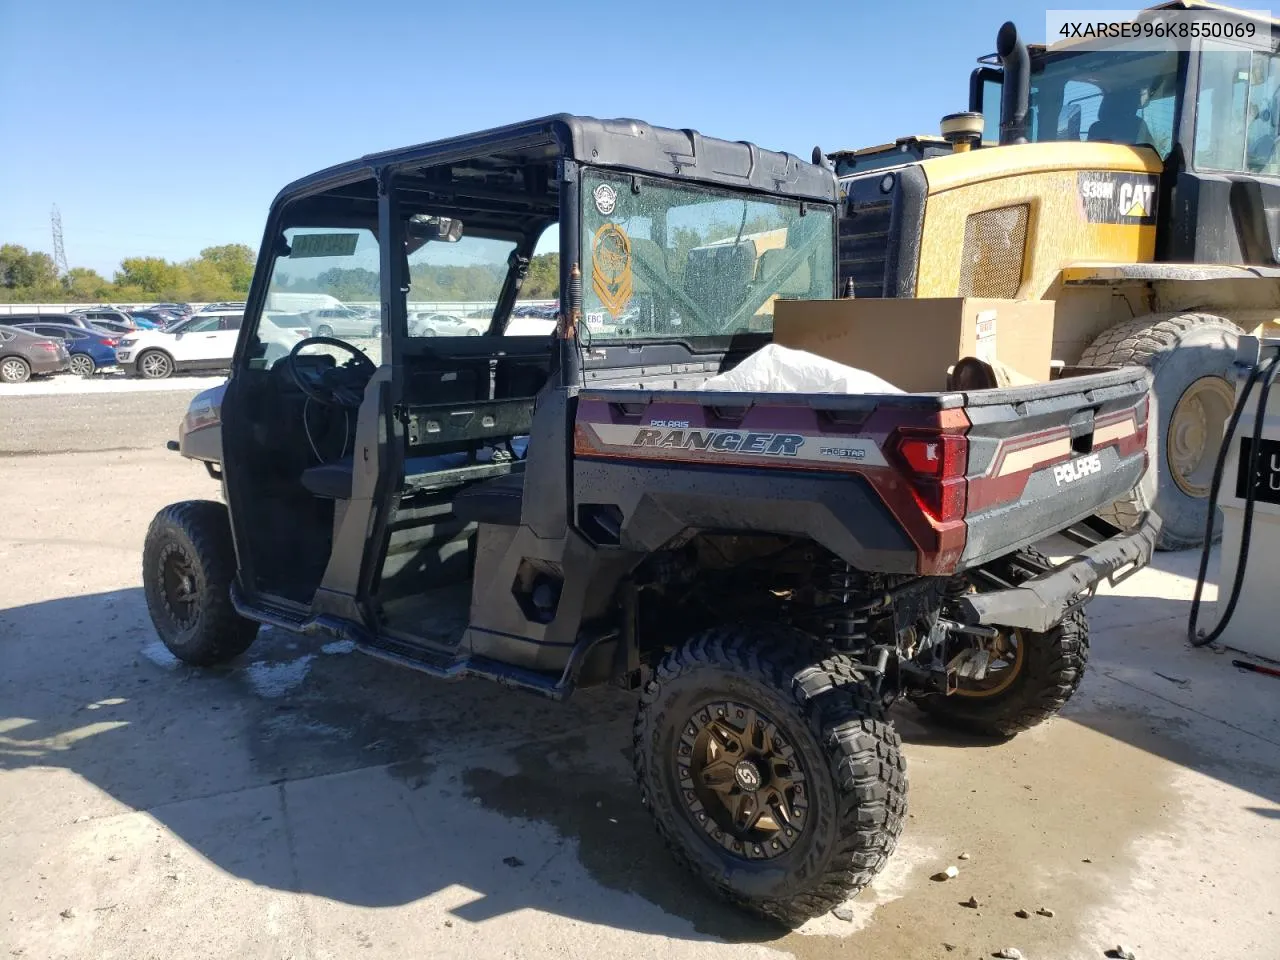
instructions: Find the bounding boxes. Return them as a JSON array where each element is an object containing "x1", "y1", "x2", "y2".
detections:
[{"x1": 50, "y1": 205, "x2": 69, "y2": 277}]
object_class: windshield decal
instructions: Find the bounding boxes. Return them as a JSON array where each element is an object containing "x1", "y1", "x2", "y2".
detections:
[
  {"x1": 591, "y1": 224, "x2": 634, "y2": 319},
  {"x1": 593, "y1": 183, "x2": 617, "y2": 216}
]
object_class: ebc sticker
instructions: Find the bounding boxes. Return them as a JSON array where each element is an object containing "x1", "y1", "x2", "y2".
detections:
[{"x1": 1077, "y1": 172, "x2": 1158, "y2": 225}]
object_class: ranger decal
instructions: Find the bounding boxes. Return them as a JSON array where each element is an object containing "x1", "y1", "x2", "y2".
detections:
[
  {"x1": 581, "y1": 422, "x2": 888, "y2": 467},
  {"x1": 633, "y1": 428, "x2": 805, "y2": 457}
]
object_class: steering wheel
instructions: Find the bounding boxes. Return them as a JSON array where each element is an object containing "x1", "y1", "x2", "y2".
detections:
[{"x1": 286, "y1": 336, "x2": 377, "y2": 408}]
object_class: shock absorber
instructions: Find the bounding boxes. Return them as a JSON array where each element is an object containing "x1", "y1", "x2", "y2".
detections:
[{"x1": 822, "y1": 558, "x2": 873, "y2": 652}]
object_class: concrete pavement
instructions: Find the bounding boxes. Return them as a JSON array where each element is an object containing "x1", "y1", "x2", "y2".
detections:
[{"x1": 1, "y1": 391, "x2": 1278, "y2": 960}]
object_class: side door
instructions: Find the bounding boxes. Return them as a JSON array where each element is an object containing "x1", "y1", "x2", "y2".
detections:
[
  {"x1": 202, "y1": 314, "x2": 242, "y2": 366},
  {"x1": 170, "y1": 316, "x2": 223, "y2": 365}
]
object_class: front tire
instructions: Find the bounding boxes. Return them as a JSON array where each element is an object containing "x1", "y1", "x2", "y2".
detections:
[
  {"x1": 142, "y1": 500, "x2": 258, "y2": 666},
  {"x1": 916, "y1": 548, "x2": 1089, "y2": 737},
  {"x1": 315, "y1": 324, "x2": 334, "y2": 338},
  {"x1": 1081, "y1": 312, "x2": 1241, "y2": 550},
  {"x1": 137, "y1": 349, "x2": 173, "y2": 379},
  {"x1": 0, "y1": 356, "x2": 31, "y2": 383},
  {"x1": 634, "y1": 624, "x2": 907, "y2": 925}
]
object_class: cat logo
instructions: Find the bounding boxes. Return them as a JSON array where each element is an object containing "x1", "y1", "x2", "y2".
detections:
[{"x1": 1077, "y1": 172, "x2": 1159, "y2": 225}]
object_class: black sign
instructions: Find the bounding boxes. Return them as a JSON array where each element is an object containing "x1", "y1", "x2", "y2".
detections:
[
  {"x1": 1236, "y1": 437, "x2": 1280, "y2": 506},
  {"x1": 1077, "y1": 171, "x2": 1160, "y2": 226}
]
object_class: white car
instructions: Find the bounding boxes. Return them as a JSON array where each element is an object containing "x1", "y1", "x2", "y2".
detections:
[
  {"x1": 408, "y1": 312, "x2": 485, "y2": 337},
  {"x1": 116, "y1": 311, "x2": 304, "y2": 379}
]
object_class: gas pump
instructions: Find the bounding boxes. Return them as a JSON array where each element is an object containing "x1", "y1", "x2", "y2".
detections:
[{"x1": 1189, "y1": 337, "x2": 1280, "y2": 662}]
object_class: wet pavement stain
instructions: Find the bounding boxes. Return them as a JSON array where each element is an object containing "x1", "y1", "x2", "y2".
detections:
[{"x1": 463, "y1": 706, "x2": 1185, "y2": 960}]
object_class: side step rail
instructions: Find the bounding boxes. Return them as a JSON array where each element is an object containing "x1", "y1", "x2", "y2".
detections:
[{"x1": 231, "y1": 584, "x2": 615, "y2": 701}]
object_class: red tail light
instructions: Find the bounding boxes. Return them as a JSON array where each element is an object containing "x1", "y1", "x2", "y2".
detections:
[
  {"x1": 34, "y1": 340, "x2": 59, "y2": 352},
  {"x1": 102, "y1": 338, "x2": 119, "y2": 347},
  {"x1": 890, "y1": 425, "x2": 969, "y2": 524}
]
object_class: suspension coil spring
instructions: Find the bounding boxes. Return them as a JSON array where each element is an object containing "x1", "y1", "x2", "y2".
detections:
[
  {"x1": 823, "y1": 558, "x2": 872, "y2": 651},
  {"x1": 944, "y1": 576, "x2": 970, "y2": 601}
]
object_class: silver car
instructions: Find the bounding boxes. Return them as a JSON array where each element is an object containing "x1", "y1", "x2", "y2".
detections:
[{"x1": 307, "y1": 307, "x2": 382, "y2": 339}]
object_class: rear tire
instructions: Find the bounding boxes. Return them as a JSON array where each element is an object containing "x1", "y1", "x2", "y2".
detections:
[
  {"x1": 0, "y1": 356, "x2": 31, "y2": 383},
  {"x1": 68, "y1": 353, "x2": 96, "y2": 377},
  {"x1": 915, "y1": 548, "x2": 1089, "y2": 737},
  {"x1": 634, "y1": 623, "x2": 907, "y2": 925},
  {"x1": 142, "y1": 500, "x2": 259, "y2": 666},
  {"x1": 137, "y1": 349, "x2": 173, "y2": 379},
  {"x1": 1081, "y1": 312, "x2": 1241, "y2": 551},
  {"x1": 315, "y1": 324, "x2": 334, "y2": 337},
  {"x1": 369, "y1": 323, "x2": 381, "y2": 338}
]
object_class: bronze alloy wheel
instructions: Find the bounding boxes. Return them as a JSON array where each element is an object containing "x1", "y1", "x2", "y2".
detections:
[
  {"x1": 676, "y1": 700, "x2": 810, "y2": 861},
  {"x1": 157, "y1": 542, "x2": 199, "y2": 630}
]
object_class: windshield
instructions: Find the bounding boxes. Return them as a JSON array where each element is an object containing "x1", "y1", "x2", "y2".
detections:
[
  {"x1": 580, "y1": 170, "x2": 834, "y2": 340},
  {"x1": 1009, "y1": 48, "x2": 1182, "y2": 156}
]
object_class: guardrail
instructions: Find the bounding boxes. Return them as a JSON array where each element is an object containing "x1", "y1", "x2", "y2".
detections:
[{"x1": 0, "y1": 300, "x2": 558, "y2": 317}]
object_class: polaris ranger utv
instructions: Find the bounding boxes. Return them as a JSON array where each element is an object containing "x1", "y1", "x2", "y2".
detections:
[{"x1": 144, "y1": 115, "x2": 1156, "y2": 924}]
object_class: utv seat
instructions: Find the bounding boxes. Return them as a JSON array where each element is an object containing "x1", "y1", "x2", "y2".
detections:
[{"x1": 451, "y1": 473, "x2": 524, "y2": 526}]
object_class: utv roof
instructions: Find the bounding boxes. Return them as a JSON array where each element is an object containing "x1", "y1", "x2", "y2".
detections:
[{"x1": 273, "y1": 114, "x2": 838, "y2": 208}]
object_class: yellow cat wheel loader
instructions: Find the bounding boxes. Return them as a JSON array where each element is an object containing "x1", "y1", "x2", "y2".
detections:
[{"x1": 830, "y1": 1, "x2": 1280, "y2": 550}]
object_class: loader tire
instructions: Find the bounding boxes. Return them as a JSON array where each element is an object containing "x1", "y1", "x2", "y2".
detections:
[{"x1": 1081, "y1": 312, "x2": 1242, "y2": 551}]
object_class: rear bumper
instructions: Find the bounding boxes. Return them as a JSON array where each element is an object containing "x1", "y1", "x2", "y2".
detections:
[
  {"x1": 30, "y1": 354, "x2": 69, "y2": 375},
  {"x1": 956, "y1": 514, "x2": 1159, "y2": 632}
]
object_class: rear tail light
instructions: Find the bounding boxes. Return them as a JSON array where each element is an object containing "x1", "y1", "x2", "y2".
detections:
[
  {"x1": 34, "y1": 340, "x2": 59, "y2": 353},
  {"x1": 102, "y1": 338, "x2": 119, "y2": 347},
  {"x1": 890, "y1": 422, "x2": 970, "y2": 525}
]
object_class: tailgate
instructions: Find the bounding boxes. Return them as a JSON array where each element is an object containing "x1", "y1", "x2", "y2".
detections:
[{"x1": 960, "y1": 367, "x2": 1150, "y2": 569}]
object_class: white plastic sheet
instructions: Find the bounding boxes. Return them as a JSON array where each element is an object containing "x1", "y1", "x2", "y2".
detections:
[{"x1": 698, "y1": 343, "x2": 904, "y2": 395}]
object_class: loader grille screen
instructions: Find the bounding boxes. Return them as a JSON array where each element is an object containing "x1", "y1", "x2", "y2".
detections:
[{"x1": 958, "y1": 204, "x2": 1028, "y2": 299}]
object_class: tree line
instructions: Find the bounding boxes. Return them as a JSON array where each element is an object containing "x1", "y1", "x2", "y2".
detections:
[
  {"x1": 0, "y1": 243, "x2": 256, "y2": 304},
  {"x1": 1, "y1": 242, "x2": 562, "y2": 307},
  {"x1": 274, "y1": 252, "x2": 561, "y2": 304}
]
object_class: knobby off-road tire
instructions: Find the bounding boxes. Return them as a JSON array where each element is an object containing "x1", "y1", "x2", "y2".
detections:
[
  {"x1": 633, "y1": 623, "x2": 907, "y2": 925},
  {"x1": 916, "y1": 548, "x2": 1089, "y2": 738},
  {"x1": 142, "y1": 500, "x2": 258, "y2": 666},
  {"x1": 1081, "y1": 312, "x2": 1242, "y2": 551}
]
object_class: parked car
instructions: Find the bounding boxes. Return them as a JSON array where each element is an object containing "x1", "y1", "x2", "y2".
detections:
[
  {"x1": 115, "y1": 311, "x2": 304, "y2": 379},
  {"x1": 90, "y1": 319, "x2": 137, "y2": 336},
  {"x1": 130, "y1": 310, "x2": 175, "y2": 329},
  {"x1": 148, "y1": 302, "x2": 192, "y2": 316},
  {"x1": 0, "y1": 324, "x2": 71, "y2": 383},
  {"x1": 1, "y1": 312, "x2": 98, "y2": 332},
  {"x1": 306, "y1": 306, "x2": 382, "y2": 339},
  {"x1": 72, "y1": 308, "x2": 137, "y2": 329},
  {"x1": 408, "y1": 312, "x2": 482, "y2": 337},
  {"x1": 115, "y1": 311, "x2": 244, "y2": 379},
  {"x1": 8, "y1": 322, "x2": 119, "y2": 376}
]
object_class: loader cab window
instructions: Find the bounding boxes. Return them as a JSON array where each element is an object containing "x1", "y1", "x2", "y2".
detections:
[
  {"x1": 1020, "y1": 48, "x2": 1180, "y2": 156},
  {"x1": 1194, "y1": 46, "x2": 1280, "y2": 175}
]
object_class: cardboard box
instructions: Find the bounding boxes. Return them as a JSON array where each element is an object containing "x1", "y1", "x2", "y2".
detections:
[{"x1": 773, "y1": 297, "x2": 1055, "y2": 392}]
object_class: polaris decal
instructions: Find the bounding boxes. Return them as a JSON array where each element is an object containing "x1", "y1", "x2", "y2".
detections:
[
  {"x1": 1054, "y1": 453, "x2": 1102, "y2": 485},
  {"x1": 1077, "y1": 172, "x2": 1158, "y2": 225},
  {"x1": 583, "y1": 422, "x2": 888, "y2": 467}
]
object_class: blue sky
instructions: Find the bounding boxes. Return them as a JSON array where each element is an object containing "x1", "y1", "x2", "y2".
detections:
[{"x1": 0, "y1": 0, "x2": 1050, "y2": 276}]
